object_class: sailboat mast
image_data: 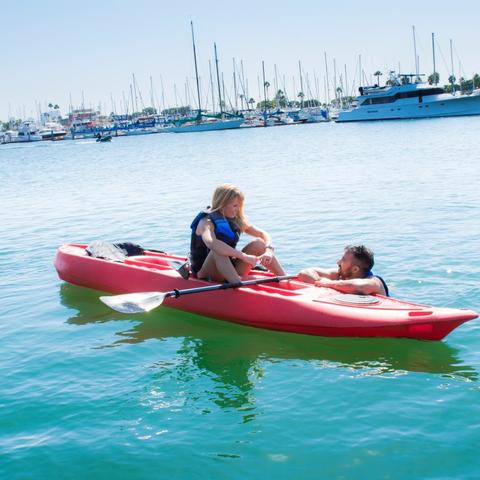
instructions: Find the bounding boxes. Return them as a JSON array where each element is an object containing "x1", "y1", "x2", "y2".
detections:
[
  {"x1": 233, "y1": 58, "x2": 238, "y2": 111},
  {"x1": 129, "y1": 84, "x2": 134, "y2": 116},
  {"x1": 214, "y1": 43, "x2": 223, "y2": 115},
  {"x1": 298, "y1": 60, "x2": 304, "y2": 109},
  {"x1": 150, "y1": 76, "x2": 155, "y2": 110},
  {"x1": 190, "y1": 21, "x2": 202, "y2": 114},
  {"x1": 333, "y1": 58, "x2": 337, "y2": 102},
  {"x1": 450, "y1": 39, "x2": 456, "y2": 94},
  {"x1": 275, "y1": 64, "x2": 280, "y2": 108},
  {"x1": 160, "y1": 75, "x2": 166, "y2": 113},
  {"x1": 412, "y1": 25, "x2": 419, "y2": 79},
  {"x1": 110, "y1": 92, "x2": 115, "y2": 115},
  {"x1": 222, "y1": 73, "x2": 226, "y2": 110},
  {"x1": 122, "y1": 91, "x2": 128, "y2": 116},
  {"x1": 208, "y1": 60, "x2": 215, "y2": 113},
  {"x1": 431, "y1": 33, "x2": 437, "y2": 85},
  {"x1": 324, "y1": 52, "x2": 330, "y2": 103},
  {"x1": 241, "y1": 60, "x2": 247, "y2": 102},
  {"x1": 132, "y1": 74, "x2": 139, "y2": 112},
  {"x1": 262, "y1": 62, "x2": 268, "y2": 125},
  {"x1": 262, "y1": 61, "x2": 267, "y2": 106},
  {"x1": 174, "y1": 83, "x2": 178, "y2": 110},
  {"x1": 344, "y1": 64, "x2": 348, "y2": 97}
]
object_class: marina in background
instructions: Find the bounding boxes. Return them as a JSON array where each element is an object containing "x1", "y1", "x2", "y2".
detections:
[{"x1": 2, "y1": 27, "x2": 480, "y2": 144}]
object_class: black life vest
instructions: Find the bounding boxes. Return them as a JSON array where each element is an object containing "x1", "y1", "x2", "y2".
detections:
[
  {"x1": 189, "y1": 210, "x2": 241, "y2": 274},
  {"x1": 366, "y1": 271, "x2": 389, "y2": 297}
]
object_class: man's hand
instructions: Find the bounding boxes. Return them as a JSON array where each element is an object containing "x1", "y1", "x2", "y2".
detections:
[{"x1": 314, "y1": 277, "x2": 336, "y2": 288}]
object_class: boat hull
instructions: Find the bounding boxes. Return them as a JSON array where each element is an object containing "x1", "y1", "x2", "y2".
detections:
[
  {"x1": 337, "y1": 93, "x2": 480, "y2": 122},
  {"x1": 167, "y1": 119, "x2": 243, "y2": 133},
  {"x1": 54, "y1": 244, "x2": 478, "y2": 340}
]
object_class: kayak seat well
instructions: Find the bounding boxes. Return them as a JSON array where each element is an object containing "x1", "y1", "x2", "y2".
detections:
[
  {"x1": 124, "y1": 256, "x2": 173, "y2": 270},
  {"x1": 253, "y1": 281, "x2": 307, "y2": 295}
]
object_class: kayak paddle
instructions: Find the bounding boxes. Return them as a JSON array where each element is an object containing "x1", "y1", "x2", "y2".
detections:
[{"x1": 100, "y1": 274, "x2": 297, "y2": 314}]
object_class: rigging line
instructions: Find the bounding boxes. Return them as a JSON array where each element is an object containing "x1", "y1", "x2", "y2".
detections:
[
  {"x1": 306, "y1": 72, "x2": 315, "y2": 103},
  {"x1": 135, "y1": 76, "x2": 146, "y2": 111},
  {"x1": 414, "y1": 31, "x2": 428, "y2": 74},
  {"x1": 154, "y1": 90, "x2": 161, "y2": 115},
  {"x1": 203, "y1": 81, "x2": 212, "y2": 112},
  {"x1": 187, "y1": 75, "x2": 199, "y2": 110},
  {"x1": 452, "y1": 43, "x2": 466, "y2": 79},
  {"x1": 224, "y1": 86, "x2": 234, "y2": 111},
  {"x1": 274, "y1": 64, "x2": 288, "y2": 101},
  {"x1": 236, "y1": 67, "x2": 248, "y2": 98},
  {"x1": 349, "y1": 56, "x2": 359, "y2": 98},
  {"x1": 436, "y1": 43, "x2": 452, "y2": 78},
  {"x1": 229, "y1": 71, "x2": 241, "y2": 111}
]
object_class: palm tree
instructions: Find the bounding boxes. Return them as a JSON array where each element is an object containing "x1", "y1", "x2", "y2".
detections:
[
  {"x1": 298, "y1": 91, "x2": 305, "y2": 108},
  {"x1": 275, "y1": 89, "x2": 286, "y2": 108},
  {"x1": 374, "y1": 70, "x2": 382, "y2": 85},
  {"x1": 248, "y1": 98, "x2": 255, "y2": 110},
  {"x1": 473, "y1": 73, "x2": 480, "y2": 89},
  {"x1": 48, "y1": 103, "x2": 53, "y2": 109},
  {"x1": 428, "y1": 72, "x2": 440, "y2": 85},
  {"x1": 264, "y1": 81, "x2": 270, "y2": 101}
]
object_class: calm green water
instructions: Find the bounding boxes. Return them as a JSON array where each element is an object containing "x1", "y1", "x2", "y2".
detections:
[{"x1": 1, "y1": 120, "x2": 480, "y2": 479}]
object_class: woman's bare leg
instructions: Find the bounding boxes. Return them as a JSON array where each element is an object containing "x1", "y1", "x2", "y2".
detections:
[
  {"x1": 235, "y1": 239, "x2": 286, "y2": 276},
  {"x1": 197, "y1": 250, "x2": 240, "y2": 283}
]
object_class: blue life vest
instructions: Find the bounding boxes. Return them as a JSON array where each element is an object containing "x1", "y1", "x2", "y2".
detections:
[
  {"x1": 190, "y1": 210, "x2": 241, "y2": 274},
  {"x1": 366, "y1": 271, "x2": 389, "y2": 296}
]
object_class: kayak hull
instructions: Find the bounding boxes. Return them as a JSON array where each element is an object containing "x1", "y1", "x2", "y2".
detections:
[{"x1": 54, "y1": 244, "x2": 478, "y2": 340}]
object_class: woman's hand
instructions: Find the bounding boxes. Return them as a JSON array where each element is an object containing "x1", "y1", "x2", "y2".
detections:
[
  {"x1": 259, "y1": 250, "x2": 274, "y2": 267},
  {"x1": 241, "y1": 252, "x2": 259, "y2": 268}
]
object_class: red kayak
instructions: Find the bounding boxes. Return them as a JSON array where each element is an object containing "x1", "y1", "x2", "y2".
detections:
[{"x1": 54, "y1": 244, "x2": 478, "y2": 341}]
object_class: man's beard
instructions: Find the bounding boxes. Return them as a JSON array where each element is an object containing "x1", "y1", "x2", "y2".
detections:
[{"x1": 338, "y1": 266, "x2": 353, "y2": 280}]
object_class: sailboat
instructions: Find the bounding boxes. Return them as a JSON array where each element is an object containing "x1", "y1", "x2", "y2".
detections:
[{"x1": 168, "y1": 22, "x2": 243, "y2": 133}]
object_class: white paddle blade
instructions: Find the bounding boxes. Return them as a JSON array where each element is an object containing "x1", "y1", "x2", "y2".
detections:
[{"x1": 100, "y1": 291, "x2": 167, "y2": 314}]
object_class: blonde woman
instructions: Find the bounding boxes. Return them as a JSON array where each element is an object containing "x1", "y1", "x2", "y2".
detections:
[{"x1": 190, "y1": 184, "x2": 285, "y2": 283}]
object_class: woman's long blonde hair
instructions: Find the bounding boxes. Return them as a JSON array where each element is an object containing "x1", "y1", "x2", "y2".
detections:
[{"x1": 210, "y1": 184, "x2": 249, "y2": 231}]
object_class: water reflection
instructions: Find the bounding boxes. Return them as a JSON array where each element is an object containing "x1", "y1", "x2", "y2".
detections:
[{"x1": 60, "y1": 283, "x2": 478, "y2": 408}]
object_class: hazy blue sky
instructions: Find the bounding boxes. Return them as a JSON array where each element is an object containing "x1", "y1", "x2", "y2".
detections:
[{"x1": 1, "y1": 0, "x2": 479, "y2": 120}]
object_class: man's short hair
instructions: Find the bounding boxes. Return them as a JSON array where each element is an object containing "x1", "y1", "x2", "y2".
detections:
[{"x1": 345, "y1": 245, "x2": 374, "y2": 276}]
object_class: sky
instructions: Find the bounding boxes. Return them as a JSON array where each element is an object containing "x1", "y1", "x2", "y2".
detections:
[{"x1": 1, "y1": 0, "x2": 479, "y2": 121}]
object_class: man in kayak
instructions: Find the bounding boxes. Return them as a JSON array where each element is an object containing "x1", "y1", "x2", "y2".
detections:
[
  {"x1": 190, "y1": 184, "x2": 285, "y2": 283},
  {"x1": 298, "y1": 244, "x2": 389, "y2": 296}
]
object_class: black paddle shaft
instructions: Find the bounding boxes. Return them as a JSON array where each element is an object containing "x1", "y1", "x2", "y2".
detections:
[{"x1": 165, "y1": 274, "x2": 297, "y2": 299}]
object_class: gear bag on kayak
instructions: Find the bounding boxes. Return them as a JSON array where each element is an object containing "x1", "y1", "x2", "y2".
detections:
[{"x1": 86, "y1": 241, "x2": 146, "y2": 261}]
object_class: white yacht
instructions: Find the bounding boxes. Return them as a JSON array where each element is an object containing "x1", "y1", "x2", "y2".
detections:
[
  {"x1": 337, "y1": 72, "x2": 480, "y2": 122},
  {"x1": 12, "y1": 121, "x2": 43, "y2": 142},
  {"x1": 38, "y1": 122, "x2": 67, "y2": 140}
]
